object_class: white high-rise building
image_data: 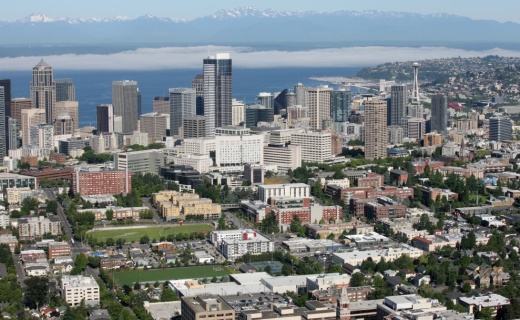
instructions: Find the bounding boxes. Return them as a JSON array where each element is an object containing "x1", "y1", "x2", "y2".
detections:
[
  {"x1": 232, "y1": 99, "x2": 245, "y2": 126},
  {"x1": 215, "y1": 129, "x2": 264, "y2": 169},
  {"x1": 21, "y1": 108, "x2": 46, "y2": 146},
  {"x1": 291, "y1": 131, "x2": 332, "y2": 163},
  {"x1": 30, "y1": 124, "x2": 54, "y2": 149},
  {"x1": 203, "y1": 53, "x2": 232, "y2": 137},
  {"x1": 305, "y1": 85, "x2": 333, "y2": 130}
]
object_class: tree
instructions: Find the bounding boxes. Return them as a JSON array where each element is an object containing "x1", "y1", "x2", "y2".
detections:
[
  {"x1": 327, "y1": 233, "x2": 335, "y2": 240},
  {"x1": 140, "y1": 235, "x2": 150, "y2": 244},
  {"x1": 106, "y1": 238, "x2": 115, "y2": 247},
  {"x1": 18, "y1": 161, "x2": 31, "y2": 170},
  {"x1": 461, "y1": 282, "x2": 472, "y2": 293},
  {"x1": 476, "y1": 307, "x2": 493, "y2": 320},
  {"x1": 106, "y1": 209, "x2": 114, "y2": 221},
  {"x1": 134, "y1": 282, "x2": 141, "y2": 290},
  {"x1": 88, "y1": 256, "x2": 100, "y2": 268},
  {"x1": 349, "y1": 272, "x2": 366, "y2": 287},
  {"x1": 46, "y1": 200, "x2": 58, "y2": 214},
  {"x1": 161, "y1": 288, "x2": 178, "y2": 302},
  {"x1": 24, "y1": 276, "x2": 49, "y2": 308}
]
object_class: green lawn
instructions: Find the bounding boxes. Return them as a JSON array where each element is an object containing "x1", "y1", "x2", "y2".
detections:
[
  {"x1": 112, "y1": 266, "x2": 234, "y2": 286},
  {"x1": 87, "y1": 224, "x2": 213, "y2": 242}
]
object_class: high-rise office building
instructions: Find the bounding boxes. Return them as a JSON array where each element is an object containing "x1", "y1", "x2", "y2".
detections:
[
  {"x1": 0, "y1": 87, "x2": 5, "y2": 157},
  {"x1": 11, "y1": 98, "x2": 32, "y2": 123},
  {"x1": 274, "y1": 89, "x2": 288, "y2": 114},
  {"x1": 153, "y1": 96, "x2": 170, "y2": 114},
  {"x1": 137, "y1": 88, "x2": 142, "y2": 119},
  {"x1": 331, "y1": 89, "x2": 351, "y2": 123},
  {"x1": 97, "y1": 104, "x2": 114, "y2": 134},
  {"x1": 182, "y1": 115, "x2": 206, "y2": 139},
  {"x1": 365, "y1": 99, "x2": 388, "y2": 160},
  {"x1": 7, "y1": 118, "x2": 19, "y2": 151},
  {"x1": 407, "y1": 118, "x2": 426, "y2": 140},
  {"x1": 21, "y1": 108, "x2": 46, "y2": 146},
  {"x1": 53, "y1": 114, "x2": 74, "y2": 135},
  {"x1": 112, "y1": 80, "x2": 138, "y2": 134},
  {"x1": 244, "y1": 105, "x2": 274, "y2": 128},
  {"x1": 489, "y1": 116, "x2": 512, "y2": 142},
  {"x1": 431, "y1": 94, "x2": 448, "y2": 135},
  {"x1": 55, "y1": 78, "x2": 75, "y2": 102},
  {"x1": 170, "y1": 88, "x2": 196, "y2": 136},
  {"x1": 30, "y1": 59, "x2": 56, "y2": 124},
  {"x1": 306, "y1": 85, "x2": 332, "y2": 130},
  {"x1": 140, "y1": 112, "x2": 167, "y2": 141},
  {"x1": 0, "y1": 79, "x2": 11, "y2": 117},
  {"x1": 203, "y1": 53, "x2": 232, "y2": 137},
  {"x1": 192, "y1": 74, "x2": 204, "y2": 115},
  {"x1": 389, "y1": 85, "x2": 407, "y2": 127},
  {"x1": 257, "y1": 92, "x2": 274, "y2": 109},
  {"x1": 54, "y1": 101, "x2": 79, "y2": 131}
]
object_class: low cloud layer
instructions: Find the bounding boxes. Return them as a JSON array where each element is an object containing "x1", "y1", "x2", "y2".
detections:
[{"x1": 1, "y1": 45, "x2": 520, "y2": 70}]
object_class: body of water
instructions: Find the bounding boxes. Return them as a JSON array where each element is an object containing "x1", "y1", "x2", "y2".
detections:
[{"x1": 2, "y1": 67, "x2": 361, "y2": 127}]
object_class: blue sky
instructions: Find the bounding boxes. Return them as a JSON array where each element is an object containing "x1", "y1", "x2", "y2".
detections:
[{"x1": 3, "y1": 0, "x2": 520, "y2": 23}]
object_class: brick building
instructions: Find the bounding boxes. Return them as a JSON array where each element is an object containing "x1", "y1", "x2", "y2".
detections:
[
  {"x1": 72, "y1": 167, "x2": 131, "y2": 196},
  {"x1": 355, "y1": 173, "x2": 384, "y2": 188},
  {"x1": 390, "y1": 169, "x2": 409, "y2": 186},
  {"x1": 48, "y1": 242, "x2": 72, "y2": 259}
]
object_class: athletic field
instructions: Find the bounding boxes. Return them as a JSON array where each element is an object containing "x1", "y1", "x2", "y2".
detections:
[
  {"x1": 87, "y1": 224, "x2": 213, "y2": 242},
  {"x1": 112, "y1": 265, "x2": 234, "y2": 286}
]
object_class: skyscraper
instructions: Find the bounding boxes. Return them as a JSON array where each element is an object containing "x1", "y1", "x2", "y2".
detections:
[
  {"x1": 54, "y1": 101, "x2": 79, "y2": 131},
  {"x1": 7, "y1": 117, "x2": 19, "y2": 151},
  {"x1": 112, "y1": 80, "x2": 138, "y2": 134},
  {"x1": 489, "y1": 116, "x2": 512, "y2": 142},
  {"x1": 169, "y1": 88, "x2": 196, "y2": 136},
  {"x1": 306, "y1": 85, "x2": 332, "y2": 130},
  {"x1": 431, "y1": 94, "x2": 448, "y2": 135},
  {"x1": 203, "y1": 53, "x2": 232, "y2": 137},
  {"x1": 11, "y1": 98, "x2": 32, "y2": 123},
  {"x1": 21, "y1": 109, "x2": 46, "y2": 146},
  {"x1": 0, "y1": 87, "x2": 5, "y2": 157},
  {"x1": 331, "y1": 89, "x2": 351, "y2": 123},
  {"x1": 96, "y1": 104, "x2": 114, "y2": 134},
  {"x1": 257, "y1": 92, "x2": 275, "y2": 109},
  {"x1": 365, "y1": 99, "x2": 388, "y2": 160},
  {"x1": 137, "y1": 88, "x2": 142, "y2": 119},
  {"x1": 55, "y1": 78, "x2": 75, "y2": 102},
  {"x1": 192, "y1": 75, "x2": 204, "y2": 116},
  {"x1": 389, "y1": 85, "x2": 407, "y2": 127},
  {"x1": 30, "y1": 124, "x2": 54, "y2": 149},
  {"x1": 244, "y1": 105, "x2": 274, "y2": 128},
  {"x1": 0, "y1": 79, "x2": 11, "y2": 117},
  {"x1": 53, "y1": 114, "x2": 74, "y2": 136},
  {"x1": 182, "y1": 115, "x2": 206, "y2": 139},
  {"x1": 140, "y1": 112, "x2": 168, "y2": 141},
  {"x1": 294, "y1": 83, "x2": 306, "y2": 108},
  {"x1": 153, "y1": 96, "x2": 170, "y2": 114},
  {"x1": 30, "y1": 59, "x2": 56, "y2": 124}
]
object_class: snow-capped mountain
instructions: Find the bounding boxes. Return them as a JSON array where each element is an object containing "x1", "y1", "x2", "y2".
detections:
[{"x1": 0, "y1": 7, "x2": 519, "y2": 48}]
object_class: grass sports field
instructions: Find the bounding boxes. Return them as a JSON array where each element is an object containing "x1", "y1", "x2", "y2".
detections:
[
  {"x1": 87, "y1": 224, "x2": 213, "y2": 242},
  {"x1": 112, "y1": 266, "x2": 234, "y2": 286}
]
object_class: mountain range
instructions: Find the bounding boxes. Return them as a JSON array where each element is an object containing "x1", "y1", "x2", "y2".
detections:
[{"x1": 1, "y1": 7, "x2": 520, "y2": 48}]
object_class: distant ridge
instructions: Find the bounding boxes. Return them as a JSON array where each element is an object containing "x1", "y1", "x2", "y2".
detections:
[{"x1": 1, "y1": 7, "x2": 519, "y2": 46}]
